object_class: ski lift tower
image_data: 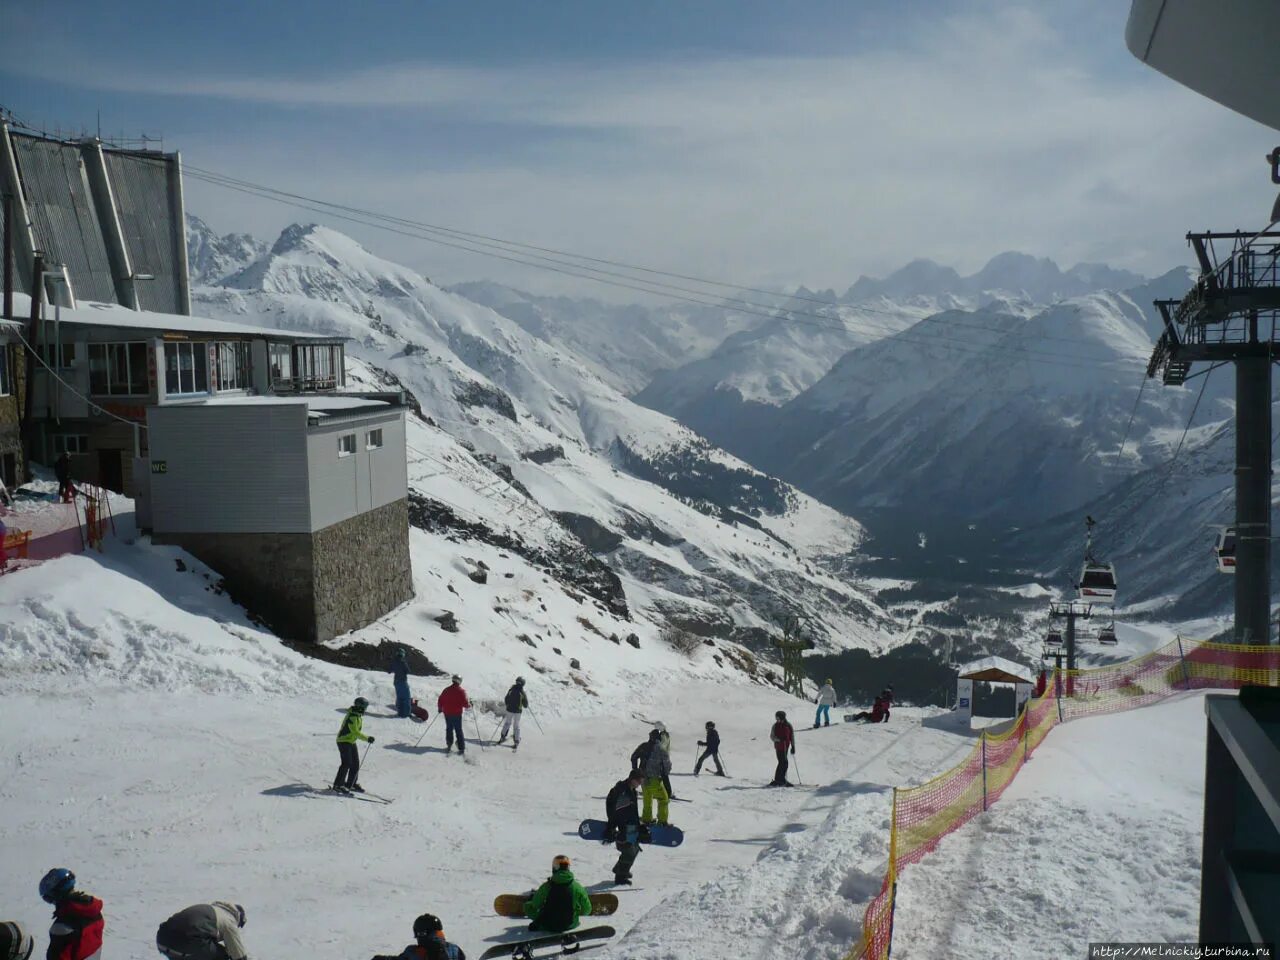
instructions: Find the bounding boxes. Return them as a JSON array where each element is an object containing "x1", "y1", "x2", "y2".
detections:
[
  {"x1": 773, "y1": 614, "x2": 815, "y2": 700},
  {"x1": 1146, "y1": 224, "x2": 1280, "y2": 645}
]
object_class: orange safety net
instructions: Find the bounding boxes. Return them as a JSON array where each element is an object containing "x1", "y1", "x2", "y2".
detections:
[{"x1": 846, "y1": 637, "x2": 1280, "y2": 960}]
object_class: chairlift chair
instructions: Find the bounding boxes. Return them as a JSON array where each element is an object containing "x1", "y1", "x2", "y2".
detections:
[
  {"x1": 1045, "y1": 630, "x2": 1063, "y2": 648},
  {"x1": 1098, "y1": 625, "x2": 1118, "y2": 646},
  {"x1": 1215, "y1": 527, "x2": 1237, "y2": 574}
]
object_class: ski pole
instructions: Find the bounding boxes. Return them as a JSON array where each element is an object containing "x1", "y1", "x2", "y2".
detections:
[
  {"x1": 489, "y1": 717, "x2": 505, "y2": 742},
  {"x1": 527, "y1": 704, "x2": 546, "y2": 734},
  {"x1": 471, "y1": 709, "x2": 487, "y2": 751},
  {"x1": 412, "y1": 711, "x2": 440, "y2": 748},
  {"x1": 792, "y1": 754, "x2": 802, "y2": 786},
  {"x1": 361, "y1": 740, "x2": 374, "y2": 771}
]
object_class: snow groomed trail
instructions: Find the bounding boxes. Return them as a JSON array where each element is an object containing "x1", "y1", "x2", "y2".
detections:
[
  {"x1": 1, "y1": 548, "x2": 975, "y2": 960},
  {"x1": 850, "y1": 638, "x2": 1280, "y2": 960}
]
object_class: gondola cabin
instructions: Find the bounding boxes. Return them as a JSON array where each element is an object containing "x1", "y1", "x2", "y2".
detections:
[
  {"x1": 1078, "y1": 561, "x2": 1118, "y2": 602},
  {"x1": 1215, "y1": 527, "x2": 1237, "y2": 574},
  {"x1": 1098, "y1": 626, "x2": 1118, "y2": 646},
  {"x1": 1045, "y1": 630, "x2": 1063, "y2": 648}
]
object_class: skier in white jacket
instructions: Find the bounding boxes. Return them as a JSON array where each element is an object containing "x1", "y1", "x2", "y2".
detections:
[
  {"x1": 156, "y1": 902, "x2": 249, "y2": 960},
  {"x1": 814, "y1": 680, "x2": 837, "y2": 728}
]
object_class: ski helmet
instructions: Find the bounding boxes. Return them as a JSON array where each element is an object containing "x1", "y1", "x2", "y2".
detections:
[
  {"x1": 0, "y1": 921, "x2": 34, "y2": 960},
  {"x1": 396, "y1": 648, "x2": 407, "y2": 659},
  {"x1": 352, "y1": 697, "x2": 369, "y2": 713},
  {"x1": 648, "y1": 729, "x2": 661, "y2": 741},
  {"x1": 654, "y1": 721, "x2": 667, "y2": 732},
  {"x1": 233, "y1": 905, "x2": 247, "y2": 928},
  {"x1": 826, "y1": 678, "x2": 833, "y2": 685},
  {"x1": 413, "y1": 914, "x2": 443, "y2": 940},
  {"x1": 775, "y1": 710, "x2": 786, "y2": 720},
  {"x1": 38, "y1": 868, "x2": 75, "y2": 904},
  {"x1": 451, "y1": 674, "x2": 461, "y2": 684},
  {"x1": 705, "y1": 721, "x2": 715, "y2": 728},
  {"x1": 516, "y1": 676, "x2": 525, "y2": 685},
  {"x1": 552, "y1": 855, "x2": 571, "y2": 872}
]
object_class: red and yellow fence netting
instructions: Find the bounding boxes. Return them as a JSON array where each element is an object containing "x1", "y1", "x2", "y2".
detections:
[{"x1": 846, "y1": 636, "x2": 1280, "y2": 960}]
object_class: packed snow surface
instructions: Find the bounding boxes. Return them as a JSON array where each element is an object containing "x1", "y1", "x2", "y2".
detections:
[{"x1": 893, "y1": 692, "x2": 1211, "y2": 959}]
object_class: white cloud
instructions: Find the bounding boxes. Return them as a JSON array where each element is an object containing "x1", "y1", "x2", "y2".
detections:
[{"x1": 51, "y1": 4, "x2": 1275, "y2": 298}]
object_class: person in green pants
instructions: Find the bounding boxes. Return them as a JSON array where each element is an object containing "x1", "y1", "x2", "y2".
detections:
[{"x1": 523, "y1": 855, "x2": 592, "y2": 933}]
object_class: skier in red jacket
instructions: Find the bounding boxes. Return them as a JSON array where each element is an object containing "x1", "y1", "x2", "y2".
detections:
[
  {"x1": 437, "y1": 675, "x2": 471, "y2": 755},
  {"x1": 39, "y1": 869, "x2": 102, "y2": 960},
  {"x1": 768, "y1": 711, "x2": 796, "y2": 787}
]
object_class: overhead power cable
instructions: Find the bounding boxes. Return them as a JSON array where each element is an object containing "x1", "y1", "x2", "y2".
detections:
[{"x1": 174, "y1": 165, "x2": 1124, "y2": 372}]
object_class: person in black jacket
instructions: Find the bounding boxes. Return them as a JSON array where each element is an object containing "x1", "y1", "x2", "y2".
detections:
[
  {"x1": 603, "y1": 770, "x2": 645, "y2": 885},
  {"x1": 693, "y1": 721, "x2": 725, "y2": 776},
  {"x1": 498, "y1": 677, "x2": 528, "y2": 748}
]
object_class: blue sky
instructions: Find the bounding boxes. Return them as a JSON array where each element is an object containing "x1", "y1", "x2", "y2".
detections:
[{"x1": 4, "y1": 1, "x2": 1276, "y2": 297}]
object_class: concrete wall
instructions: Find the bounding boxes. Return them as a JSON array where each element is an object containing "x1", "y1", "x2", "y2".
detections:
[
  {"x1": 0, "y1": 343, "x2": 25, "y2": 486},
  {"x1": 312, "y1": 497, "x2": 413, "y2": 641},
  {"x1": 148, "y1": 404, "x2": 312, "y2": 533},
  {"x1": 155, "y1": 498, "x2": 412, "y2": 643},
  {"x1": 306, "y1": 410, "x2": 406, "y2": 532},
  {"x1": 153, "y1": 529, "x2": 317, "y2": 641}
]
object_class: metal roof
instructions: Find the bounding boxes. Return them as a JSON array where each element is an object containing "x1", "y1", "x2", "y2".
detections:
[
  {"x1": 9, "y1": 292, "x2": 343, "y2": 342},
  {"x1": 956, "y1": 656, "x2": 1034, "y2": 685}
]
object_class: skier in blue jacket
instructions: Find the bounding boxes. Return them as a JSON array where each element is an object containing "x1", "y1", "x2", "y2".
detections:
[{"x1": 390, "y1": 648, "x2": 412, "y2": 718}]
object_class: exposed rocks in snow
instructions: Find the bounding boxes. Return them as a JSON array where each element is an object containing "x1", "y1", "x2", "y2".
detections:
[
  {"x1": 453, "y1": 380, "x2": 518, "y2": 422},
  {"x1": 520, "y1": 444, "x2": 565, "y2": 464},
  {"x1": 434, "y1": 611, "x2": 459, "y2": 633},
  {"x1": 554, "y1": 512, "x2": 624, "y2": 553},
  {"x1": 305, "y1": 637, "x2": 442, "y2": 676}
]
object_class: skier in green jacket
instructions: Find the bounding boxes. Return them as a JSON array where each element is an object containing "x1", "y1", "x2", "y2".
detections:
[
  {"x1": 334, "y1": 696, "x2": 375, "y2": 793},
  {"x1": 523, "y1": 856, "x2": 592, "y2": 933}
]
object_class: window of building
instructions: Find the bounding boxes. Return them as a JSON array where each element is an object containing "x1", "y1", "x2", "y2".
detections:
[
  {"x1": 294, "y1": 343, "x2": 344, "y2": 390},
  {"x1": 88, "y1": 342, "x2": 149, "y2": 396},
  {"x1": 37, "y1": 343, "x2": 75, "y2": 370},
  {"x1": 52, "y1": 434, "x2": 89, "y2": 456},
  {"x1": 366, "y1": 428, "x2": 383, "y2": 450},
  {"x1": 338, "y1": 433, "x2": 356, "y2": 457},
  {"x1": 269, "y1": 342, "x2": 293, "y2": 384},
  {"x1": 163, "y1": 341, "x2": 209, "y2": 396},
  {"x1": 215, "y1": 341, "x2": 250, "y2": 392}
]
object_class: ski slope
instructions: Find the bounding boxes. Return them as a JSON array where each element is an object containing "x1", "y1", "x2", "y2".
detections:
[
  {"x1": 2, "y1": 538, "x2": 975, "y2": 960},
  {"x1": 892, "y1": 693, "x2": 1211, "y2": 959}
]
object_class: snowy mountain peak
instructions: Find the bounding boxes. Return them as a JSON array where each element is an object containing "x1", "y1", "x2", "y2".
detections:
[{"x1": 185, "y1": 215, "x2": 267, "y2": 286}]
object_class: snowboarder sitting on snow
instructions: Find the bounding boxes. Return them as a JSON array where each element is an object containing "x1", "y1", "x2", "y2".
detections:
[
  {"x1": 769, "y1": 711, "x2": 795, "y2": 787},
  {"x1": 334, "y1": 696, "x2": 375, "y2": 792},
  {"x1": 390, "y1": 648, "x2": 413, "y2": 719},
  {"x1": 630, "y1": 729, "x2": 673, "y2": 825},
  {"x1": 814, "y1": 679, "x2": 837, "y2": 727},
  {"x1": 850, "y1": 694, "x2": 889, "y2": 724},
  {"x1": 437, "y1": 676, "x2": 471, "y2": 755},
  {"x1": 39, "y1": 868, "x2": 103, "y2": 960},
  {"x1": 371, "y1": 913, "x2": 465, "y2": 960},
  {"x1": 155, "y1": 902, "x2": 248, "y2": 960},
  {"x1": 693, "y1": 721, "x2": 724, "y2": 776},
  {"x1": 0, "y1": 921, "x2": 34, "y2": 960},
  {"x1": 498, "y1": 677, "x2": 528, "y2": 747},
  {"x1": 523, "y1": 855, "x2": 592, "y2": 933},
  {"x1": 603, "y1": 770, "x2": 646, "y2": 885}
]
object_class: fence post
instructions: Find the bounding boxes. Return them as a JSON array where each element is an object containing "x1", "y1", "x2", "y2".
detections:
[
  {"x1": 1022, "y1": 706, "x2": 1029, "y2": 765},
  {"x1": 885, "y1": 787, "x2": 899, "y2": 960},
  {"x1": 981, "y1": 734, "x2": 988, "y2": 811},
  {"x1": 1176, "y1": 634, "x2": 1191, "y2": 690},
  {"x1": 1055, "y1": 668, "x2": 1064, "y2": 723}
]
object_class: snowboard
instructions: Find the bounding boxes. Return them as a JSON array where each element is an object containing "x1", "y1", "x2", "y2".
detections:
[
  {"x1": 478, "y1": 926, "x2": 615, "y2": 960},
  {"x1": 577, "y1": 819, "x2": 684, "y2": 847},
  {"x1": 493, "y1": 893, "x2": 618, "y2": 918}
]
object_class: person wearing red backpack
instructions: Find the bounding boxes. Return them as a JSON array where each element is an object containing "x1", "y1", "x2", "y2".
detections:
[{"x1": 38, "y1": 869, "x2": 103, "y2": 960}]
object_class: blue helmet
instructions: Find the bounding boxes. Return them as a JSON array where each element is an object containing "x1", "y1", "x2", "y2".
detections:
[{"x1": 38, "y1": 868, "x2": 75, "y2": 904}]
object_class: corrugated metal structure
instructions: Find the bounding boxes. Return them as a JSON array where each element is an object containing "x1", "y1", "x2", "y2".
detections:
[{"x1": 0, "y1": 123, "x2": 190, "y2": 315}]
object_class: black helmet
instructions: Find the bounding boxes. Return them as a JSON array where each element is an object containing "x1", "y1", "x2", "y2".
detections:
[
  {"x1": 705, "y1": 721, "x2": 715, "y2": 728},
  {"x1": 648, "y1": 729, "x2": 661, "y2": 740},
  {"x1": 352, "y1": 697, "x2": 369, "y2": 713},
  {"x1": 451, "y1": 675, "x2": 461, "y2": 684},
  {"x1": 627, "y1": 769, "x2": 644, "y2": 782},
  {"x1": 516, "y1": 676, "x2": 526, "y2": 685},
  {"x1": 0, "y1": 921, "x2": 34, "y2": 960},
  {"x1": 775, "y1": 710, "x2": 786, "y2": 720},
  {"x1": 413, "y1": 914, "x2": 443, "y2": 940}
]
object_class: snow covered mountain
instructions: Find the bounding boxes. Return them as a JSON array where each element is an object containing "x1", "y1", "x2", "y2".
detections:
[
  {"x1": 186, "y1": 215, "x2": 268, "y2": 285},
  {"x1": 190, "y1": 221, "x2": 903, "y2": 658},
  {"x1": 632, "y1": 253, "x2": 1149, "y2": 453},
  {"x1": 448, "y1": 281, "x2": 763, "y2": 395}
]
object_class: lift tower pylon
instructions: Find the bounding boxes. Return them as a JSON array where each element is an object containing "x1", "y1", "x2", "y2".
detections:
[{"x1": 1148, "y1": 229, "x2": 1280, "y2": 645}]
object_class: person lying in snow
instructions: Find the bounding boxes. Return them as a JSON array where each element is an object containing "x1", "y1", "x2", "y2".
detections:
[{"x1": 849, "y1": 693, "x2": 889, "y2": 723}]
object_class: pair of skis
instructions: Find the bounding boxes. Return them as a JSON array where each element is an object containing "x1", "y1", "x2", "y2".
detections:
[{"x1": 326, "y1": 786, "x2": 393, "y2": 804}]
